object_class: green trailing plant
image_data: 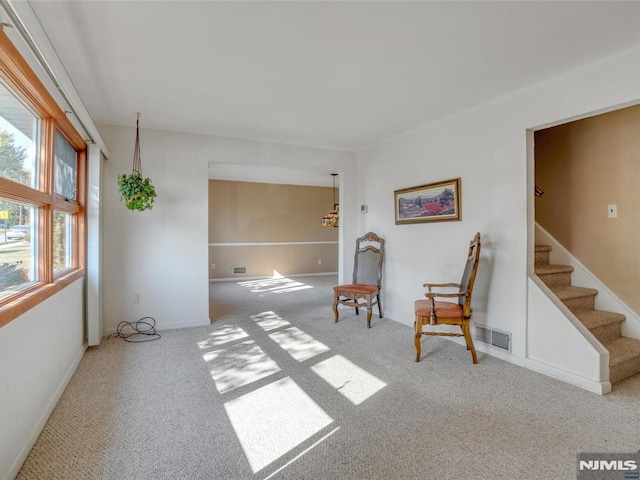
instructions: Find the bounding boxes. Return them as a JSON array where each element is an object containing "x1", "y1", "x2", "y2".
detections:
[
  {"x1": 118, "y1": 171, "x2": 157, "y2": 211},
  {"x1": 117, "y1": 113, "x2": 157, "y2": 211}
]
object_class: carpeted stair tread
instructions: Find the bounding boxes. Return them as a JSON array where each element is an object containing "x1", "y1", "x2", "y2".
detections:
[
  {"x1": 535, "y1": 264, "x2": 574, "y2": 275},
  {"x1": 576, "y1": 310, "x2": 625, "y2": 330},
  {"x1": 551, "y1": 285, "x2": 599, "y2": 300},
  {"x1": 606, "y1": 337, "x2": 640, "y2": 366},
  {"x1": 536, "y1": 243, "x2": 640, "y2": 385}
]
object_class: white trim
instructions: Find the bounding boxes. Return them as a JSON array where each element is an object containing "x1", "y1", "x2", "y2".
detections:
[
  {"x1": 102, "y1": 318, "x2": 210, "y2": 337},
  {"x1": 209, "y1": 241, "x2": 338, "y2": 247},
  {"x1": 444, "y1": 334, "x2": 527, "y2": 367},
  {"x1": 526, "y1": 358, "x2": 612, "y2": 395},
  {"x1": 209, "y1": 272, "x2": 338, "y2": 283},
  {"x1": 4, "y1": 344, "x2": 87, "y2": 480}
]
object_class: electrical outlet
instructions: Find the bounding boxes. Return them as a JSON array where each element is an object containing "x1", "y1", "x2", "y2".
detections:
[
  {"x1": 211, "y1": 263, "x2": 216, "y2": 270},
  {"x1": 318, "y1": 259, "x2": 322, "y2": 265},
  {"x1": 608, "y1": 204, "x2": 617, "y2": 218},
  {"x1": 133, "y1": 293, "x2": 140, "y2": 304}
]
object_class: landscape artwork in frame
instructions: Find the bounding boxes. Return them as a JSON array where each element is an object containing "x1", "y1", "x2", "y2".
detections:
[{"x1": 394, "y1": 178, "x2": 461, "y2": 224}]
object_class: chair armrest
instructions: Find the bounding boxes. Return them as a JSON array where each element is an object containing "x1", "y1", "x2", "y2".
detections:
[
  {"x1": 423, "y1": 282, "x2": 460, "y2": 289},
  {"x1": 425, "y1": 291, "x2": 467, "y2": 299}
]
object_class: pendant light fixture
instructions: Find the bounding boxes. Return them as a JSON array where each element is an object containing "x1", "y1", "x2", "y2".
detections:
[{"x1": 322, "y1": 173, "x2": 339, "y2": 228}]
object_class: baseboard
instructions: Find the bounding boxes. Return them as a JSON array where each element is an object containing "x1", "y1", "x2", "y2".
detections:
[
  {"x1": 4, "y1": 344, "x2": 87, "y2": 480},
  {"x1": 210, "y1": 272, "x2": 338, "y2": 283},
  {"x1": 525, "y1": 358, "x2": 612, "y2": 395},
  {"x1": 446, "y1": 334, "x2": 527, "y2": 367},
  {"x1": 102, "y1": 317, "x2": 211, "y2": 337}
]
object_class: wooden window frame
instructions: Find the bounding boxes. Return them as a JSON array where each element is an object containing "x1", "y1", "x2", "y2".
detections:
[{"x1": 0, "y1": 30, "x2": 86, "y2": 327}]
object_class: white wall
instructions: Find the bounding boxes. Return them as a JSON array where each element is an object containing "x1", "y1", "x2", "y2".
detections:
[
  {"x1": 527, "y1": 277, "x2": 610, "y2": 394},
  {"x1": 0, "y1": 11, "x2": 99, "y2": 480},
  {"x1": 98, "y1": 125, "x2": 357, "y2": 333},
  {"x1": 357, "y1": 44, "x2": 640, "y2": 383},
  {"x1": 0, "y1": 279, "x2": 86, "y2": 480}
]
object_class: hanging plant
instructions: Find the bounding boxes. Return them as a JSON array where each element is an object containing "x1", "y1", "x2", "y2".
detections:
[
  {"x1": 118, "y1": 113, "x2": 157, "y2": 211},
  {"x1": 117, "y1": 171, "x2": 156, "y2": 211}
]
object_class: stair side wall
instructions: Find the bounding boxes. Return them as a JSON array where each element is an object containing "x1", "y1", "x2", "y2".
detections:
[
  {"x1": 536, "y1": 224, "x2": 640, "y2": 340},
  {"x1": 527, "y1": 277, "x2": 611, "y2": 394}
]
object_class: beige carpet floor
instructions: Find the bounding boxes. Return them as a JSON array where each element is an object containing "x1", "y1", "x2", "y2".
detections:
[{"x1": 17, "y1": 275, "x2": 640, "y2": 479}]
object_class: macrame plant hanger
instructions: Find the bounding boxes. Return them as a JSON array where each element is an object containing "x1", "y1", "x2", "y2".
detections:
[
  {"x1": 117, "y1": 112, "x2": 157, "y2": 211},
  {"x1": 133, "y1": 112, "x2": 142, "y2": 175}
]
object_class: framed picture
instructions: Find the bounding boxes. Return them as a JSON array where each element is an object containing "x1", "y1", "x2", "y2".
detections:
[{"x1": 394, "y1": 178, "x2": 461, "y2": 225}]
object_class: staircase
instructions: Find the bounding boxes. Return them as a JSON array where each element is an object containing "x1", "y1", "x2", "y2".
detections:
[{"x1": 535, "y1": 244, "x2": 640, "y2": 385}]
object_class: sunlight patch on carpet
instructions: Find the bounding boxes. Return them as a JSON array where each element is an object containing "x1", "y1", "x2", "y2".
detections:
[
  {"x1": 269, "y1": 327, "x2": 330, "y2": 362},
  {"x1": 238, "y1": 272, "x2": 313, "y2": 295},
  {"x1": 203, "y1": 340, "x2": 281, "y2": 393},
  {"x1": 251, "y1": 311, "x2": 291, "y2": 331},
  {"x1": 198, "y1": 325, "x2": 249, "y2": 349},
  {"x1": 311, "y1": 355, "x2": 387, "y2": 405},
  {"x1": 224, "y1": 376, "x2": 333, "y2": 473}
]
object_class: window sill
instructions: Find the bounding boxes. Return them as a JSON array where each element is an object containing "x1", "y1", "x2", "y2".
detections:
[{"x1": 0, "y1": 269, "x2": 85, "y2": 327}]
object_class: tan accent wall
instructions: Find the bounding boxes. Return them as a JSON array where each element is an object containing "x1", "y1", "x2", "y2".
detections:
[
  {"x1": 209, "y1": 180, "x2": 338, "y2": 279},
  {"x1": 535, "y1": 104, "x2": 640, "y2": 312}
]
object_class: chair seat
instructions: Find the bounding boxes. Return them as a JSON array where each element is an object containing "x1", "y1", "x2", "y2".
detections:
[
  {"x1": 334, "y1": 284, "x2": 379, "y2": 294},
  {"x1": 414, "y1": 299, "x2": 463, "y2": 318}
]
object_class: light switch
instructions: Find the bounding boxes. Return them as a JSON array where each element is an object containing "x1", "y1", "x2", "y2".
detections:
[{"x1": 607, "y1": 204, "x2": 617, "y2": 218}]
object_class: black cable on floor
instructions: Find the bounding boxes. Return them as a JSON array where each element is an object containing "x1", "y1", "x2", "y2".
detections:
[{"x1": 107, "y1": 316, "x2": 161, "y2": 343}]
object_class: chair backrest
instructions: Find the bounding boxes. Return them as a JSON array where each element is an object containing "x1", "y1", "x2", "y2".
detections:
[
  {"x1": 458, "y1": 232, "x2": 481, "y2": 310},
  {"x1": 353, "y1": 232, "x2": 385, "y2": 287}
]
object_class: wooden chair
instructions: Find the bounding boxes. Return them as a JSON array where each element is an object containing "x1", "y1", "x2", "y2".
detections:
[
  {"x1": 333, "y1": 232, "x2": 385, "y2": 328},
  {"x1": 414, "y1": 232, "x2": 481, "y2": 363}
]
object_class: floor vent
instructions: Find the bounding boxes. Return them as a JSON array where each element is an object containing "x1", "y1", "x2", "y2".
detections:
[
  {"x1": 232, "y1": 266, "x2": 247, "y2": 275},
  {"x1": 475, "y1": 324, "x2": 511, "y2": 351}
]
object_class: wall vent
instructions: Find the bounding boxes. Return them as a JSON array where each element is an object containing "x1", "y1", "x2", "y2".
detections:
[
  {"x1": 475, "y1": 324, "x2": 511, "y2": 351},
  {"x1": 232, "y1": 266, "x2": 247, "y2": 275}
]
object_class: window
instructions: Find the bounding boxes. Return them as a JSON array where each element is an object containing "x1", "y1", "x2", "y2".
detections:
[
  {"x1": 0, "y1": 81, "x2": 39, "y2": 189},
  {"x1": 0, "y1": 30, "x2": 86, "y2": 326},
  {"x1": 55, "y1": 130, "x2": 77, "y2": 201},
  {"x1": 0, "y1": 201, "x2": 36, "y2": 299},
  {"x1": 53, "y1": 211, "x2": 72, "y2": 272}
]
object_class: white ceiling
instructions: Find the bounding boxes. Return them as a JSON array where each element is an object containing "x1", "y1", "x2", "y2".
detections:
[{"x1": 29, "y1": 1, "x2": 640, "y2": 151}]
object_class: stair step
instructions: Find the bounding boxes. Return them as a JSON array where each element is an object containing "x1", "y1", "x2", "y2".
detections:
[
  {"x1": 535, "y1": 264, "x2": 574, "y2": 288},
  {"x1": 534, "y1": 245, "x2": 552, "y2": 266},
  {"x1": 534, "y1": 242, "x2": 638, "y2": 386},
  {"x1": 535, "y1": 264, "x2": 574, "y2": 274},
  {"x1": 575, "y1": 310, "x2": 625, "y2": 344},
  {"x1": 606, "y1": 337, "x2": 640, "y2": 384},
  {"x1": 552, "y1": 286, "x2": 598, "y2": 313}
]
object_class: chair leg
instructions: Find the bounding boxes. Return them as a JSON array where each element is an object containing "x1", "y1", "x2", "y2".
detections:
[
  {"x1": 366, "y1": 294, "x2": 372, "y2": 328},
  {"x1": 355, "y1": 306, "x2": 359, "y2": 315},
  {"x1": 377, "y1": 294, "x2": 383, "y2": 318},
  {"x1": 414, "y1": 315, "x2": 422, "y2": 362},
  {"x1": 463, "y1": 321, "x2": 478, "y2": 364},
  {"x1": 332, "y1": 291, "x2": 339, "y2": 323}
]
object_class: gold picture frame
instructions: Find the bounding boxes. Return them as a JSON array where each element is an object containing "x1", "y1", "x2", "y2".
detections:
[{"x1": 394, "y1": 178, "x2": 461, "y2": 225}]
